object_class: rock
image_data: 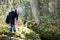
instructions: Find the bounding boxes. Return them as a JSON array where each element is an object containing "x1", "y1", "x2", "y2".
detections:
[
  {"x1": 11, "y1": 37, "x2": 21, "y2": 40},
  {"x1": 14, "y1": 37, "x2": 20, "y2": 40}
]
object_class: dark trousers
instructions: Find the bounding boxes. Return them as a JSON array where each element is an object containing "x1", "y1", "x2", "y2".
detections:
[{"x1": 10, "y1": 20, "x2": 16, "y2": 32}]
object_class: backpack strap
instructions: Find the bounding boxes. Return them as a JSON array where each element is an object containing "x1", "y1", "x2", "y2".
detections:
[{"x1": 15, "y1": 9, "x2": 17, "y2": 14}]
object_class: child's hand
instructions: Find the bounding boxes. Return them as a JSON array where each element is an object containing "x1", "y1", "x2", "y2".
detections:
[{"x1": 16, "y1": 18, "x2": 18, "y2": 20}]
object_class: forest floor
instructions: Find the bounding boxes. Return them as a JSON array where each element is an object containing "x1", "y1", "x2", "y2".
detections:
[{"x1": 0, "y1": 24, "x2": 40, "y2": 40}]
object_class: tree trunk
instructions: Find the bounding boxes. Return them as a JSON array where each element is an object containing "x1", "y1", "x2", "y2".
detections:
[
  {"x1": 56, "y1": 0, "x2": 60, "y2": 18},
  {"x1": 30, "y1": 0, "x2": 40, "y2": 26}
]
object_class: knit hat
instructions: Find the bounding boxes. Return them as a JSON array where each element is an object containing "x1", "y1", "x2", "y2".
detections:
[{"x1": 16, "y1": 7, "x2": 23, "y2": 14}]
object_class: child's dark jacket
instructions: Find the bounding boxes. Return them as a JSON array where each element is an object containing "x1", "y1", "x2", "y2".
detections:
[{"x1": 6, "y1": 10, "x2": 18, "y2": 25}]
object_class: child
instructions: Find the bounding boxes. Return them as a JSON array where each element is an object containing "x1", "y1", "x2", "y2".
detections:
[{"x1": 6, "y1": 8, "x2": 23, "y2": 33}]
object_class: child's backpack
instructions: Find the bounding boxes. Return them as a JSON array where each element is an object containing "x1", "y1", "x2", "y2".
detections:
[{"x1": 6, "y1": 15, "x2": 11, "y2": 24}]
